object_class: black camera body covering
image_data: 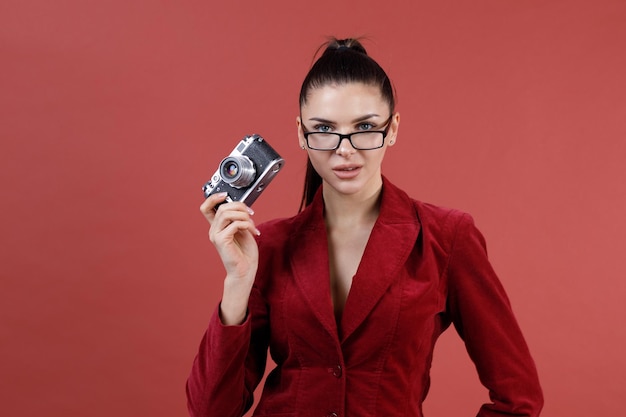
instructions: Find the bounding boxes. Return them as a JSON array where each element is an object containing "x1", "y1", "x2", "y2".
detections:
[{"x1": 202, "y1": 134, "x2": 284, "y2": 207}]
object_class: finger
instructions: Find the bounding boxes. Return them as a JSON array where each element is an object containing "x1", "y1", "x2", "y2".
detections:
[
  {"x1": 213, "y1": 203, "x2": 254, "y2": 226},
  {"x1": 211, "y1": 213, "x2": 261, "y2": 240},
  {"x1": 217, "y1": 201, "x2": 254, "y2": 216},
  {"x1": 209, "y1": 208, "x2": 260, "y2": 240},
  {"x1": 211, "y1": 219, "x2": 261, "y2": 246},
  {"x1": 200, "y1": 192, "x2": 229, "y2": 222}
]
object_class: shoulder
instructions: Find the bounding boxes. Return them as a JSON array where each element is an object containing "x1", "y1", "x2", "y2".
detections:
[
  {"x1": 414, "y1": 200, "x2": 467, "y2": 224},
  {"x1": 257, "y1": 215, "x2": 297, "y2": 236},
  {"x1": 255, "y1": 183, "x2": 325, "y2": 248},
  {"x1": 415, "y1": 200, "x2": 474, "y2": 233},
  {"x1": 254, "y1": 202, "x2": 319, "y2": 250},
  {"x1": 382, "y1": 178, "x2": 476, "y2": 251},
  {"x1": 255, "y1": 215, "x2": 298, "y2": 249},
  {"x1": 415, "y1": 201, "x2": 476, "y2": 257},
  {"x1": 382, "y1": 177, "x2": 471, "y2": 234}
]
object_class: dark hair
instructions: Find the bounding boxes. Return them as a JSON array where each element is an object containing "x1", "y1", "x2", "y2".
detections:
[{"x1": 298, "y1": 37, "x2": 396, "y2": 211}]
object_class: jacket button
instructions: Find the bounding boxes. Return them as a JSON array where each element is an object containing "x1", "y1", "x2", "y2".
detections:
[
  {"x1": 328, "y1": 365, "x2": 342, "y2": 378},
  {"x1": 326, "y1": 413, "x2": 338, "y2": 417}
]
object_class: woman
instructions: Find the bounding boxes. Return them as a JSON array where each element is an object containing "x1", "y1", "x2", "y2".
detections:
[{"x1": 187, "y1": 38, "x2": 543, "y2": 417}]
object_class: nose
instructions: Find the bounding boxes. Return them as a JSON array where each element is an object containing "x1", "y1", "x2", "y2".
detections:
[{"x1": 335, "y1": 136, "x2": 356, "y2": 156}]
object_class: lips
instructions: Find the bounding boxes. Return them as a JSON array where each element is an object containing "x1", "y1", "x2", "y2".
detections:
[{"x1": 332, "y1": 165, "x2": 362, "y2": 179}]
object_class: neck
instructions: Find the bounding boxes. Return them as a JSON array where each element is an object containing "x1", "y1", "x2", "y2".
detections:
[{"x1": 322, "y1": 181, "x2": 383, "y2": 231}]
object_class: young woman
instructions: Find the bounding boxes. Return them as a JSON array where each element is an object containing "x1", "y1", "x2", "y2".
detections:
[{"x1": 187, "y1": 38, "x2": 543, "y2": 417}]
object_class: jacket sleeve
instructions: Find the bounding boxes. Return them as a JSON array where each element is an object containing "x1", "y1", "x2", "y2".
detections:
[
  {"x1": 186, "y1": 284, "x2": 270, "y2": 417},
  {"x1": 446, "y1": 213, "x2": 544, "y2": 417}
]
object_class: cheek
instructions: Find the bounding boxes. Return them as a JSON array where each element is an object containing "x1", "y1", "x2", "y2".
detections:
[
  {"x1": 366, "y1": 148, "x2": 388, "y2": 166},
  {"x1": 307, "y1": 152, "x2": 328, "y2": 173}
]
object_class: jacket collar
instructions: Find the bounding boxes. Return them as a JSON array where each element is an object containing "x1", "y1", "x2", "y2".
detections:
[{"x1": 288, "y1": 177, "x2": 421, "y2": 343}]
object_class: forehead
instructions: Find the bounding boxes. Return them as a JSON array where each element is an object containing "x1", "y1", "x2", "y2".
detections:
[{"x1": 301, "y1": 82, "x2": 387, "y2": 119}]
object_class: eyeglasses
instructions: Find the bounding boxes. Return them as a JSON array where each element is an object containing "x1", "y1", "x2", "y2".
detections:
[{"x1": 302, "y1": 116, "x2": 393, "y2": 151}]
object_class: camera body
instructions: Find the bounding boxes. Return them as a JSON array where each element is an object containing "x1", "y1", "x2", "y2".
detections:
[{"x1": 202, "y1": 134, "x2": 284, "y2": 207}]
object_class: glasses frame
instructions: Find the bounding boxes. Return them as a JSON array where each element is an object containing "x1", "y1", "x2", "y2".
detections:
[{"x1": 301, "y1": 115, "x2": 393, "y2": 151}]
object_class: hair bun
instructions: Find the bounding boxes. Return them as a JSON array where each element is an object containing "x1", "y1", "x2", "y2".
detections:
[{"x1": 326, "y1": 38, "x2": 368, "y2": 55}]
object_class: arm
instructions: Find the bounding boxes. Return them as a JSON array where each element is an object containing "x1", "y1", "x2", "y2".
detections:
[
  {"x1": 186, "y1": 287, "x2": 270, "y2": 417},
  {"x1": 447, "y1": 214, "x2": 543, "y2": 416},
  {"x1": 186, "y1": 193, "x2": 269, "y2": 416}
]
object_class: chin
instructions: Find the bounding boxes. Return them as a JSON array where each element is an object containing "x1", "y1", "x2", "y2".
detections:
[{"x1": 325, "y1": 175, "x2": 380, "y2": 198}]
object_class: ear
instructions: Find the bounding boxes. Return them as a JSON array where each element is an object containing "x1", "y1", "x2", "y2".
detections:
[
  {"x1": 296, "y1": 116, "x2": 306, "y2": 149},
  {"x1": 386, "y1": 112, "x2": 400, "y2": 147}
]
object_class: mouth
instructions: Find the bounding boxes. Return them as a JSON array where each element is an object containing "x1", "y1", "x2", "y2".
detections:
[{"x1": 333, "y1": 165, "x2": 362, "y2": 178}]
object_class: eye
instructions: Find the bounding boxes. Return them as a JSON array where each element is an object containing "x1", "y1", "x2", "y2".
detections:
[
  {"x1": 313, "y1": 124, "x2": 333, "y2": 133},
  {"x1": 357, "y1": 122, "x2": 375, "y2": 131}
]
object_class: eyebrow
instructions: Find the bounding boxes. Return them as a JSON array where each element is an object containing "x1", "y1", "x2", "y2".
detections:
[{"x1": 307, "y1": 113, "x2": 381, "y2": 124}]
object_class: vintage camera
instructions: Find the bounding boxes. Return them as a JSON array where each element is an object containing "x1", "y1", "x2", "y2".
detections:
[{"x1": 202, "y1": 134, "x2": 284, "y2": 207}]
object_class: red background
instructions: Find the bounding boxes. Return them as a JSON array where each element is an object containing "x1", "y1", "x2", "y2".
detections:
[{"x1": 1, "y1": 1, "x2": 625, "y2": 416}]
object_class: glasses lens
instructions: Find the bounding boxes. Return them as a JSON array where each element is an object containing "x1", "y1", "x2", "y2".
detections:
[
  {"x1": 307, "y1": 133, "x2": 337, "y2": 150},
  {"x1": 351, "y1": 132, "x2": 383, "y2": 149}
]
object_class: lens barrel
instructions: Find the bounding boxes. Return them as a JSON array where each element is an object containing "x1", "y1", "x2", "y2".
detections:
[{"x1": 219, "y1": 155, "x2": 256, "y2": 188}]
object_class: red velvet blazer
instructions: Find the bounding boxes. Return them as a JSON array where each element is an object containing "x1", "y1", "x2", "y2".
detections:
[{"x1": 187, "y1": 177, "x2": 543, "y2": 417}]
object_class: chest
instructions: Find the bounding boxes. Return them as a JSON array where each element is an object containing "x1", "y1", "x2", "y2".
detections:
[
  {"x1": 259, "y1": 236, "x2": 448, "y2": 368},
  {"x1": 327, "y1": 226, "x2": 373, "y2": 321}
]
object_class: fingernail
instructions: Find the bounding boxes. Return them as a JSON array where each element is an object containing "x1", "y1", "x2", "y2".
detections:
[{"x1": 247, "y1": 207, "x2": 255, "y2": 215}]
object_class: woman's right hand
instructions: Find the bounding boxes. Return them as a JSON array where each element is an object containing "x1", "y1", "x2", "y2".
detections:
[{"x1": 200, "y1": 192, "x2": 260, "y2": 324}]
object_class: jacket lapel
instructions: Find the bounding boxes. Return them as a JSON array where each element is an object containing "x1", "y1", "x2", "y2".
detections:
[
  {"x1": 287, "y1": 178, "x2": 421, "y2": 344},
  {"x1": 288, "y1": 195, "x2": 339, "y2": 341},
  {"x1": 340, "y1": 178, "x2": 421, "y2": 342}
]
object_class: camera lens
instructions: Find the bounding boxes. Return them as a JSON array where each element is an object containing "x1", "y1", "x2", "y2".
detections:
[
  {"x1": 223, "y1": 162, "x2": 239, "y2": 178},
  {"x1": 219, "y1": 155, "x2": 256, "y2": 188}
]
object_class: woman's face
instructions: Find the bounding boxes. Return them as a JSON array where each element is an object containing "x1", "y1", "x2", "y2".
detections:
[{"x1": 297, "y1": 82, "x2": 400, "y2": 200}]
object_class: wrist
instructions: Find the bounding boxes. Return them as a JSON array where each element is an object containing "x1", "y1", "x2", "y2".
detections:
[
  {"x1": 220, "y1": 277, "x2": 254, "y2": 325},
  {"x1": 218, "y1": 301, "x2": 248, "y2": 326}
]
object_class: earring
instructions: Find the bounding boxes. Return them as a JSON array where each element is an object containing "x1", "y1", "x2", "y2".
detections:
[{"x1": 389, "y1": 140, "x2": 395, "y2": 145}]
